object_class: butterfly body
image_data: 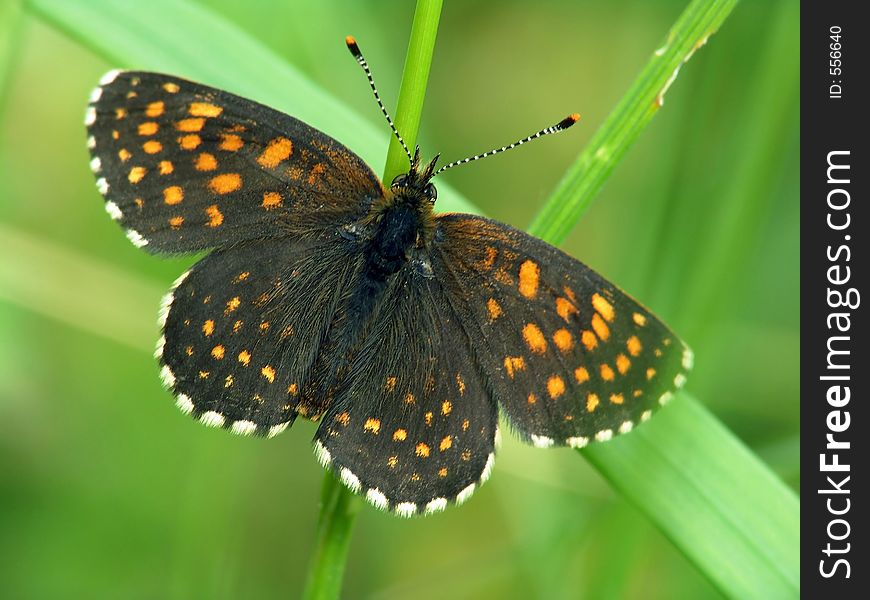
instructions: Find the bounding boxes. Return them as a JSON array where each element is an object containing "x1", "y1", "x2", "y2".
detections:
[{"x1": 87, "y1": 70, "x2": 691, "y2": 516}]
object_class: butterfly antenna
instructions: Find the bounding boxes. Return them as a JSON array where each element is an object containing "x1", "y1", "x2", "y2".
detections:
[
  {"x1": 434, "y1": 113, "x2": 580, "y2": 176},
  {"x1": 346, "y1": 36, "x2": 413, "y2": 163}
]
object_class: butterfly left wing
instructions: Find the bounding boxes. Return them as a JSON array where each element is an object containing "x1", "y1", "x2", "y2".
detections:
[
  {"x1": 433, "y1": 214, "x2": 693, "y2": 448},
  {"x1": 313, "y1": 267, "x2": 498, "y2": 516},
  {"x1": 87, "y1": 71, "x2": 384, "y2": 253}
]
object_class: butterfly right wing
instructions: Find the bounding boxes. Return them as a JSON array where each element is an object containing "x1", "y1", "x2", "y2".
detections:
[
  {"x1": 157, "y1": 234, "x2": 363, "y2": 436},
  {"x1": 87, "y1": 71, "x2": 385, "y2": 253},
  {"x1": 433, "y1": 214, "x2": 692, "y2": 448}
]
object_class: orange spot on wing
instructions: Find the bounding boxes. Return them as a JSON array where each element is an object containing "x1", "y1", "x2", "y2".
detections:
[
  {"x1": 553, "y1": 328, "x2": 574, "y2": 353},
  {"x1": 195, "y1": 152, "x2": 217, "y2": 171},
  {"x1": 600, "y1": 364, "x2": 615, "y2": 381},
  {"x1": 168, "y1": 216, "x2": 184, "y2": 229},
  {"x1": 307, "y1": 163, "x2": 325, "y2": 185},
  {"x1": 527, "y1": 393, "x2": 537, "y2": 404},
  {"x1": 209, "y1": 173, "x2": 242, "y2": 194},
  {"x1": 211, "y1": 345, "x2": 225, "y2": 359},
  {"x1": 202, "y1": 320, "x2": 215, "y2": 336},
  {"x1": 438, "y1": 467, "x2": 448, "y2": 477},
  {"x1": 518, "y1": 260, "x2": 540, "y2": 299},
  {"x1": 616, "y1": 353, "x2": 631, "y2": 374},
  {"x1": 205, "y1": 205, "x2": 224, "y2": 227},
  {"x1": 163, "y1": 82, "x2": 180, "y2": 93},
  {"x1": 478, "y1": 247, "x2": 498, "y2": 271},
  {"x1": 504, "y1": 356, "x2": 526, "y2": 378},
  {"x1": 633, "y1": 312, "x2": 647, "y2": 326},
  {"x1": 145, "y1": 101, "x2": 164, "y2": 117},
  {"x1": 592, "y1": 293, "x2": 615, "y2": 322},
  {"x1": 387, "y1": 456, "x2": 398, "y2": 468},
  {"x1": 522, "y1": 323, "x2": 547, "y2": 354},
  {"x1": 440, "y1": 435, "x2": 452, "y2": 451},
  {"x1": 128, "y1": 166, "x2": 146, "y2": 184},
  {"x1": 393, "y1": 428, "x2": 407, "y2": 441},
  {"x1": 610, "y1": 393, "x2": 624, "y2": 405},
  {"x1": 163, "y1": 185, "x2": 183, "y2": 205},
  {"x1": 262, "y1": 192, "x2": 283, "y2": 210},
  {"x1": 238, "y1": 350, "x2": 251, "y2": 365},
  {"x1": 257, "y1": 137, "x2": 293, "y2": 168},
  {"x1": 159, "y1": 160, "x2": 174, "y2": 174},
  {"x1": 288, "y1": 383, "x2": 298, "y2": 395},
  {"x1": 219, "y1": 133, "x2": 244, "y2": 151},
  {"x1": 547, "y1": 375, "x2": 566, "y2": 399},
  {"x1": 581, "y1": 330, "x2": 598, "y2": 351},
  {"x1": 487, "y1": 298, "x2": 503, "y2": 320},
  {"x1": 591, "y1": 313, "x2": 610, "y2": 341},
  {"x1": 587, "y1": 393, "x2": 600, "y2": 412},
  {"x1": 261, "y1": 365, "x2": 276, "y2": 383},
  {"x1": 574, "y1": 366, "x2": 590, "y2": 383},
  {"x1": 138, "y1": 122, "x2": 158, "y2": 136},
  {"x1": 224, "y1": 296, "x2": 241, "y2": 314},
  {"x1": 556, "y1": 297, "x2": 579, "y2": 322},
  {"x1": 364, "y1": 418, "x2": 381, "y2": 434},
  {"x1": 627, "y1": 335, "x2": 642, "y2": 356},
  {"x1": 441, "y1": 401, "x2": 452, "y2": 415},
  {"x1": 189, "y1": 102, "x2": 223, "y2": 117},
  {"x1": 385, "y1": 376, "x2": 397, "y2": 392},
  {"x1": 117, "y1": 148, "x2": 132, "y2": 162},
  {"x1": 415, "y1": 443, "x2": 431, "y2": 458},
  {"x1": 178, "y1": 134, "x2": 201, "y2": 150},
  {"x1": 176, "y1": 117, "x2": 205, "y2": 132},
  {"x1": 143, "y1": 140, "x2": 162, "y2": 154},
  {"x1": 646, "y1": 367, "x2": 656, "y2": 380},
  {"x1": 456, "y1": 374, "x2": 466, "y2": 395}
]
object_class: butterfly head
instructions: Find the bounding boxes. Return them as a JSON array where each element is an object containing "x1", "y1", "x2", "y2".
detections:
[{"x1": 389, "y1": 146, "x2": 439, "y2": 206}]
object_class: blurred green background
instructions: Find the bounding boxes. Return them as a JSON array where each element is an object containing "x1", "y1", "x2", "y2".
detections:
[{"x1": 0, "y1": 0, "x2": 798, "y2": 598}]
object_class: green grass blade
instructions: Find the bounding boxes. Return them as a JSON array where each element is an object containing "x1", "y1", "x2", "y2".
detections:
[
  {"x1": 522, "y1": 0, "x2": 800, "y2": 597},
  {"x1": 383, "y1": 0, "x2": 442, "y2": 182},
  {"x1": 584, "y1": 394, "x2": 799, "y2": 598},
  {"x1": 528, "y1": 0, "x2": 739, "y2": 242},
  {"x1": 301, "y1": 474, "x2": 362, "y2": 600}
]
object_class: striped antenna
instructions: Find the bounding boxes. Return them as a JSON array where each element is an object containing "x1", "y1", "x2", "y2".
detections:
[
  {"x1": 434, "y1": 114, "x2": 581, "y2": 176},
  {"x1": 346, "y1": 36, "x2": 412, "y2": 162}
]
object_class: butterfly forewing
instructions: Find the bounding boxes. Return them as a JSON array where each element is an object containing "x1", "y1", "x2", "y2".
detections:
[
  {"x1": 87, "y1": 71, "x2": 384, "y2": 252},
  {"x1": 158, "y1": 236, "x2": 362, "y2": 436},
  {"x1": 314, "y1": 268, "x2": 498, "y2": 516},
  {"x1": 435, "y1": 215, "x2": 692, "y2": 447}
]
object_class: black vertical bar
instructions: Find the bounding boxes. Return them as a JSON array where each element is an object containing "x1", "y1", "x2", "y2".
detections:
[{"x1": 802, "y1": 2, "x2": 867, "y2": 596}]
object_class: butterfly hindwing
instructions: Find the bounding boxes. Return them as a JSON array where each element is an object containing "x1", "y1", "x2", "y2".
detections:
[
  {"x1": 314, "y1": 267, "x2": 498, "y2": 516},
  {"x1": 87, "y1": 71, "x2": 384, "y2": 253},
  {"x1": 158, "y1": 235, "x2": 363, "y2": 436},
  {"x1": 434, "y1": 214, "x2": 692, "y2": 447}
]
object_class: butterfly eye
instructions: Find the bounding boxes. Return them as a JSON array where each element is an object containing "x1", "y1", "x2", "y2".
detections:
[
  {"x1": 424, "y1": 183, "x2": 437, "y2": 202},
  {"x1": 391, "y1": 173, "x2": 408, "y2": 189}
]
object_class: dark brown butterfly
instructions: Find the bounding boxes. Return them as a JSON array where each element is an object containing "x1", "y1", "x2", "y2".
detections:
[{"x1": 86, "y1": 39, "x2": 690, "y2": 517}]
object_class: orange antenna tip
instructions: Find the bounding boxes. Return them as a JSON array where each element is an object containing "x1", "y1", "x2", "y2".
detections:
[
  {"x1": 346, "y1": 36, "x2": 361, "y2": 57},
  {"x1": 557, "y1": 113, "x2": 581, "y2": 129}
]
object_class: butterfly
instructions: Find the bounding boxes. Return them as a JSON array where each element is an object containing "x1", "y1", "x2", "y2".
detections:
[{"x1": 86, "y1": 39, "x2": 691, "y2": 517}]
